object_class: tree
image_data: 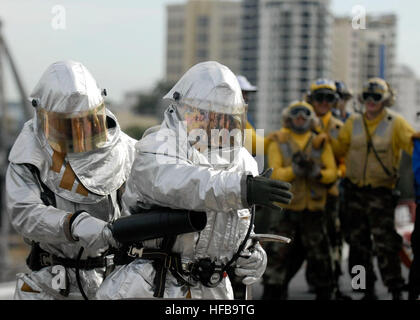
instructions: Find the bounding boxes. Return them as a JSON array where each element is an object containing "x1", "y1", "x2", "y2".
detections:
[{"x1": 133, "y1": 80, "x2": 175, "y2": 118}]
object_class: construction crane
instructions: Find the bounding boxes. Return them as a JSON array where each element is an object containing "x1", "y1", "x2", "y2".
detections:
[{"x1": 0, "y1": 19, "x2": 32, "y2": 280}]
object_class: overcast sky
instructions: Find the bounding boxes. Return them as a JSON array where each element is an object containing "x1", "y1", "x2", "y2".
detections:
[{"x1": 0, "y1": 0, "x2": 419, "y2": 103}]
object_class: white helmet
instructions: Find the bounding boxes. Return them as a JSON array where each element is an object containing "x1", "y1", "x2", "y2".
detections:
[
  {"x1": 30, "y1": 60, "x2": 107, "y2": 154},
  {"x1": 164, "y1": 61, "x2": 247, "y2": 151}
]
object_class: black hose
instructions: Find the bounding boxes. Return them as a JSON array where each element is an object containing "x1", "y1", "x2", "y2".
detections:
[{"x1": 76, "y1": 247, "x2": 89, "y2": 301}]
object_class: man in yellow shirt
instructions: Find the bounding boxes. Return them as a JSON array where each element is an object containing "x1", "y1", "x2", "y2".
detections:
[
  {"x1": 334, "y1": 77, "x2": 415, "y2": 300},
  {"x1": 305, "y1": 79, "x2": 348, "y2": 299},
  {"x1": 263, "y1": 101, "x2": 337, "y2": 300}
]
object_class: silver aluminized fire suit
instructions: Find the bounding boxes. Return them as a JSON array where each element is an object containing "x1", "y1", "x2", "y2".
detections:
[
  {"x1": 96, "y1": 61, "x2": 264, "y2": 300},
  {"x1": 6, "y1": 61, "x2": 136, "y2": 299}
]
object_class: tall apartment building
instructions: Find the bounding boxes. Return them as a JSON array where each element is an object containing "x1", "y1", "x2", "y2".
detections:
[
  {"x1": 393, "y1": 64, "x2": 420, "y2": 130},
  {"x1": 166, "y1": 0, "x2": 241, "y2": 83},
  {"x1": 362, "y1": 14, "x2": 397, "y2": 86},
  {"x1": 331, "y1": 17, "x2": 361, "y2": 96},
  {"x1": 240, "y1": 0, "x2": 259, "y2": 88},
  {"x1": 256, "y1": 0, "x2": 333, "y2": 132},
  {"x1": 240, "y1": 0, "x2": 260, "y2": 125},
  {"x1": 331, "y1": 14, "x2": 397, "y2": 102}
]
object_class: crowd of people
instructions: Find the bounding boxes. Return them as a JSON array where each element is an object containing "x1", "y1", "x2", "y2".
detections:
[
  {"x1": 4, "y1": 59, "x2": 419, "y2": 301},
  {"x1": 243, "y1": 76, "x2": 419, "y2": 300}
]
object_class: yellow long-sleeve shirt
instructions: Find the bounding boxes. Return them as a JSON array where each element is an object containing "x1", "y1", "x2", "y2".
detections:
[
  {"x1": 267, "y1": 128, "x2": 337, "y2": 211},
  {"x1": 334, "y1": 108, "x2": 415, "y2": 188},
  {"x1": 267, "y1": 128, "x2": 337, "y2": 184}
]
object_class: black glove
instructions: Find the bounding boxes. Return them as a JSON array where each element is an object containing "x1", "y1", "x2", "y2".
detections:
[
  {"x1": 292, "y1": 152, "x2": 307, "y2": 166},
  {"x1": 246, "y1": 168, "x2": 293, "y2": 210},
  {"x1": 292, "y1": 152, "x2": 317, "y2": 178}
]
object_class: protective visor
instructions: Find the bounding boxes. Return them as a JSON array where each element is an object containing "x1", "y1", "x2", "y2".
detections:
[
  {"x1": 289, "y1": 106, "x2": 312, "y2": 119},
  {"x1": 362, "y1": 92, "x2": 384, "y2": 103},
  {"x1": 177, "y1": 103, "x2": 247, "y2": 151},
  {"x1": 37, "y1": 103, "x2": 107, "y2": 154},
  {"x1": 313, "y1": 91, "x2": 337, "y2": 103}
]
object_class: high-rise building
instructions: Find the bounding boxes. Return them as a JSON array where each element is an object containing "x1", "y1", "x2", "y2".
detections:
[
  {"x1": 331, "y1": 13, "x2": 397, "y2": 101},
  {"x1": 256, "y1": 0, "x2": 333, "y2": 132},
  {"x1": 361, "y1": 14, "x2": 397, "y2": 86},
  {"x1": 331, "y1": 17, "x2": 361, "y2": 96},
  {"x1": 240, "y1": 0, "x2": 260, "y2": 125},
  {"x1": 240, "y1": 0, "x2": 259, "y2": 88},
  {"x1": 166, "y1": 0, "x2": 241, "y2": 83},
  {"x1": 166, "y1": 3, "x2": 186, "y2": 83},
  {"x1": 393, "y1": 64, "x2": 420, "y2": 130}
]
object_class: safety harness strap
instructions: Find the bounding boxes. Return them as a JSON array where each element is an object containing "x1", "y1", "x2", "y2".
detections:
[
  {"x1": 360, "y1": 114, "x2": 395, "y2": 178},
  {"x1": 111, "y1": 206, "x2": 256, "y2": 295},
  {"x1": 26, "y1": 242, "x2": 108, "y2": 271},
  {"x1": 23, "y1": 163, "x2": 124, "y2": 300},
  {"x1": 25, "y1": 164, "x2": 56, "y2": 207},
  {"x1": 150, "y1": 235, "x2": 177, "y2": 297}
]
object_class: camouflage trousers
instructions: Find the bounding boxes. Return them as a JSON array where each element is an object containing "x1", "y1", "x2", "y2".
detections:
[
  {"x1": 263, "y1": 209, "x2": 335, "y2": 293},
  {"x1": 325, "y1": 195, "x2": 343, "y2": 279},
  {"x1": 343, "y1": 180, "x2": 404, "y2": 291},
  {"x1": 306, "y1": 194, "x2": 343, "y2": 288}
]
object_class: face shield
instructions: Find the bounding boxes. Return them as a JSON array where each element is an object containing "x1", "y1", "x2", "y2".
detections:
[
  {"x1": 176, "y1": 102, "x2": 247, "y2": 153},
  {"x1": 284, "y1": 102, "x2": 315, "y2": 134},
  {"x1": 163, "y1": 61, "x2": 247, "y2": 166},
  {"x1": 37, "y1": 102, "x2": 107, "y2": 154}
]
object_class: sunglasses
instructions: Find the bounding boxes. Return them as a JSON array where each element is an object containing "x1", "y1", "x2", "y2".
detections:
[
  {"x1": 290, "y1": 107, "x2": 311, "y2": 119},
  {"x1": 313, "y1": 93, "x2": 336, "y2": 103},
  {"x1": 362, "y1": 92, "x2": 383, "y2": 102}
]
